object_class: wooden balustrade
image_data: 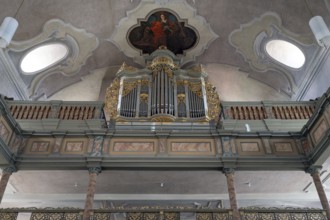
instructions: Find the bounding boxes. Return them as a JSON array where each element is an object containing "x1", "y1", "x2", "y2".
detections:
[
  {"x1": 6, "y1": 101, "x2": 103, "y2": 120},
  {"x1": 229, "y1": 106, "x2": 266, "y2": 120},
  {"x1": 58, "y1": 106, "x2": 96, "y2": 120},
  {"x1": 6, "y1": 99, "x2": 317, "y2": 122},
  {"x1": 10, "y1": 105, "x2": 51, "y2": 120},
  {"x1": 271, "y1": 105, "x2": 314, "y2": 119},
  {"x1": 223, "y1": 102, "x2": 316, "y2": 120}
]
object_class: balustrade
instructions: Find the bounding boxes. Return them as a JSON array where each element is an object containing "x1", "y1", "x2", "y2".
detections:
[
  {"x1": 6, "y1": 101, "x2": 104, "y2": 120},
  {"x1": 222, "y1": 101, "x2": 316, "y2": 120},
  {"x1": 0, "y1": 207, "x2": 327, "y2": 220}
]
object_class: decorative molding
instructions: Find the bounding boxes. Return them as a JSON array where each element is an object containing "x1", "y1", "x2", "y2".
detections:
[
  {"x1": 222, "y1": 137, "x2": 235, "y2": 157},
  {"x1": 269, "y1": 139, "x2": 298, "y2": 156},
  {"x1": 65, "y1": 142, "x2": 84, "y2": 153},
  {"x1": 53, "y1": 136, "x2": 64, "y2": 154},
  {"x1": 109, "y1": 0, "x2": 218, "y2": 66},
  {"x1": 61, "y1": 138, "x2": 88, "y2": 155},
  {"x1": 110, "y1": 138, "x2": 157, "y2": 155},
  {"x1": 30, "y1": 141, "x2": 50, "y2": 153},
  {"x1": 167, "y1": 138, "x2": 215, "y2": 155},
  {"x1": 90, "y1": 136, "x2": 104, "y2": 157},
  {"x1": 6, "y1": 19, "x2": 99, "y2": 99},
  {"x1": 236, "y1": 139, "x2": 264, "y2": 156},
  {"x1": 229, "y1": 12, "x2": 320, "y2": 97},
  {"x1": 311, "y1": 117, "x2": 329, "y2": 145},
  {"x1": 25, "y1": 138, "x2": 54, "y2": 155}
]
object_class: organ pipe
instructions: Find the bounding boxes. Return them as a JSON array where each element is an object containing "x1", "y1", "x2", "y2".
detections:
[{"x1": 105, "y1": 51, "x2": 220, "y2": 123}]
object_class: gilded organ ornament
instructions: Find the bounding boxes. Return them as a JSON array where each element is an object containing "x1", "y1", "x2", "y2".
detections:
[
  {"x1": 105, "y1": 78, "x2": 120, "y2": 119},
  {"x1": 104, "y1": 48, "x2": 221, "y2": 123},
  {"x1": 206, "y1": 82, "x2": 221, "y2": 122}
]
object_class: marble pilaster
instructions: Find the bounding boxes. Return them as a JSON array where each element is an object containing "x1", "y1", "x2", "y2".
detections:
[
  {"x1": 224, "y1": 168, "x2": 239, "y2": 220},
  {"x1": 0, "y1": 167, "x2": 16, "y2": 204},
  {"x1": 307, "y1": 167, "x2": 330, "y2": 220},
  {"x1": 83, "y1": 167, "x2": 101, "y2": 220}
]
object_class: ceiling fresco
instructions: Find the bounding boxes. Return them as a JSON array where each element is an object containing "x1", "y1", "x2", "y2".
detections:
[{"x1": 128, "y1": 10, "x2": 197, "y2": 54}]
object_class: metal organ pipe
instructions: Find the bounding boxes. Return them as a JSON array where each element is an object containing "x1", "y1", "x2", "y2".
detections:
[
  {"x1": 198, "y1": 95, "x2": 201, "y2": 117},
  {"x1": 152, "y1": 75, "x2": 156, "y2": 115},
  {"x1": 148, "y1": 78, "x2": 152, "y2": 117},
  {"x1": 131, "y1": 88, "x2": 135, "y2": 117},
  {"x1": 128, "y1": 89, "x2": 132, "y2": 117},
  {"x1": 189, "y1": 90, "x2": 193, "y2": 118},
  {"x1": 162, "y1": 70, "x2": 164, "y2": 114},
  {"x1": 156, "y1": 73, "x2": 161, "y2": 114},
  {"x1": 191, "y1": 92, "x2": 197, "y2": 118},
  {"x1": 110, "y1": 55, "x2": 220, "y2": 122},
  {"x1": 165, "y1": 71, "x2": 168, "y2": 114},
  {"x1": 127, "y1": 90, "x2": 131, "y2": 117},
  {"x1": 169, "y1": 78, "x2": 173, "y2": 115}
]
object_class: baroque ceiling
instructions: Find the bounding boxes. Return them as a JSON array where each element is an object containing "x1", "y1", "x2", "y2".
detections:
[{"x1": 0, "y1": 0, "x2": 329, "y2": 102}]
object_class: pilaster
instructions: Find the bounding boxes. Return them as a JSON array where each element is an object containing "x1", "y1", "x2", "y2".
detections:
[
  {"x1": 306, "y1": 167, "x2": 330, "y2": 220},
  {"x1": 223, "y1": 168, "x2": 239, "y2": 220},
  {"x1": 0, "y1": 166, "x2": 17, "y2": 203},
  {"x1": 83, "y1": 167, "x2": 101, "y2": 220}
]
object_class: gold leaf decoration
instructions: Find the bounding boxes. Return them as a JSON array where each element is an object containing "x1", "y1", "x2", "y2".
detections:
[
  {"x1": 117, "y1": 62, "x2": 138, "y2": 74},
  {"x1": 105, "y1": 78, "x2": 120, "y2": 119},
  {"x1": 188, "y1": 81, "x2": 203, "y2": 97},
  {"x1": 122, "y1": 80, "x2": 138, "y2": 97},
  {"x1": 205, "y1": 81, "x2": 221, "y2": 122}
]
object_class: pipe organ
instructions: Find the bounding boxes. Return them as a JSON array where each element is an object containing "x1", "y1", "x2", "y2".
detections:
[{"x1": 105, "y1": 49, "x2": 220, "y2": 123}]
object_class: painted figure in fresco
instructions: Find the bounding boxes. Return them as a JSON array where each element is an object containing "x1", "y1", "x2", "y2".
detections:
[
  {"x1": 150, "y1": 13, "x2": 177, "y2": 48},
  {"x1": 129, "y1": 11, "x2": 197, "y2": 54}
]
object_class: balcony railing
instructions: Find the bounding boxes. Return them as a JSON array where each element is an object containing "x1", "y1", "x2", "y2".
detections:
[
  {"x1": 6, "y1": 100, "x2": 104, "y2": 120},
  {"x1": 0, "y1": 207, "x2": 327, "y2": 220},
  {"x1": 221, "y1": 101, "x2": 316, "y2": 120}
]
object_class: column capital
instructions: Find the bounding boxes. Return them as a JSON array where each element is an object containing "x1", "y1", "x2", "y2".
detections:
[
  {"x1": 88, "y1": 167, "x2": 101, "y2": 175},
  {"x1": 1, "y1": 166, "x2": 17, "y2": 174},
  {"x1": 306, "y1": 166, "x2": 322, "y2": 175},
  {"x1": 223, "y1": 168, "x2": 236, "y2": 175}
]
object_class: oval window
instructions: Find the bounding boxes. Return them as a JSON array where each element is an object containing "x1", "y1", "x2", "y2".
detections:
[
  {"x1": 265, "y1": 40, "x2": 305, "y2": 69},
  {"x1": 20, "y1": 43, "x2": 68, "y2": 74}
]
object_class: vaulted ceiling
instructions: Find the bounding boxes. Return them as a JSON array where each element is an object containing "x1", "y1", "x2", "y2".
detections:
[{"x1": 1, "y1": 0, "x2": 329, "y2": 102}]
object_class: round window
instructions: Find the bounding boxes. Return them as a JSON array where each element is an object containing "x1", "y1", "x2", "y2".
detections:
[
  {"x1": 265, "y1": 40, "x2": 305, "y2": 69},
  {"x1": 20, "y1": 43, "x2": 68, "y2": 74}
]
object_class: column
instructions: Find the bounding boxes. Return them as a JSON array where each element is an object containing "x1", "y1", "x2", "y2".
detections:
[
  {"x1": 223, "y1": 168, "x2": 240, "y2": 220},
  {"x1": 307, "y1": 167, "x2": 330, "y2": 219},
  {"x1": 0, "y1": 167, "x2": 16, "y2": 204},
  {"x1": 83, "y1": 167, "x2": 101, "y2": 220}
]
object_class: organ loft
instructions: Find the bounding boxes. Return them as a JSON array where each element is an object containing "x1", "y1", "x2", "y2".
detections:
[{"x1": 105, "y1": 48, "x2": 220, "y2": 124}]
